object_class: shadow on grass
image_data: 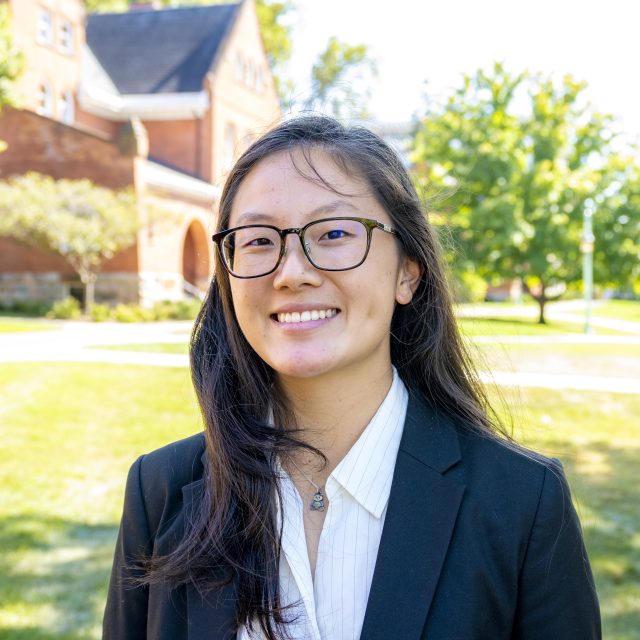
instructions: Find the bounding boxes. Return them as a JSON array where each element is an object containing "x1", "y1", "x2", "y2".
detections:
[
  {"x1": 538, "y1": 439, "x2": 640, "y2": 640},
  {"x1": 0, "y1": 514, "x2": 118, "y2": 639}
]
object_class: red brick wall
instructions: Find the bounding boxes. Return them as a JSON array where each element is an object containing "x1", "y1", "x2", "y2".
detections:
[
  {"x1": 7, "y1": 0, "x2": 85, "y2": 124},
  {"x1": 0, "y1": 237, "x2": 74, "y2": 273},
  {"x1": 0, "y1": 107, "x2": 135, "y2": 189},
  {"x1": 143, "y1": 119, "x2": 201, "y2": 178}
]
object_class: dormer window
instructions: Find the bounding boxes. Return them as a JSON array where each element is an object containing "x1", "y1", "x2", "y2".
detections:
[
  {"x1": 36, "y1": 9, "x2": 53, "y2": 47},
  {"x1": 256, "y1": 68, "x2": 264, "y2": 94},
  {"x1": 37, "y1": 81, "x2": 53, "y2": 117},
  {"x1": 60, "y1": 20, "x2": 74, "y2": 55},
  {"x1": 234, "y1": 52, "x2": 244, "y2": 82},
  {"x1": 245, "y1": 61, "x2": 255, "y2": 89}
]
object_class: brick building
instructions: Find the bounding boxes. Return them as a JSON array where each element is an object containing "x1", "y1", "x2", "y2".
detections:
[{"x1": 0, "y1": 0, "x2": 280, "y2": 305}]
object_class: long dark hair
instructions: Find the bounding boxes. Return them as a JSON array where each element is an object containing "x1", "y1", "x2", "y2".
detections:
[{"x1": 143, "y1": 115, "x2": 509, "y2": 638}]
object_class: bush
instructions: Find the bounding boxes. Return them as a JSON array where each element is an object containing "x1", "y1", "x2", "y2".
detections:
[
  {"x1": 0, "y1": 299, "x2": 51, "y2": 316},
  {"x1": 111, "y1": 304, "x2": 155, "y2": 323},
  {"x1": 89, "y1": 303, "x2": 111, "y2": 322},
  {"x1": 47, "y1": 297, "x2": 82, "y2": 320}
]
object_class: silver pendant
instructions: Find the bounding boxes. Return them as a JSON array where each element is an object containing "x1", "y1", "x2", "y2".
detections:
[{"x1": 311, "y1": 491, "x2": 325, "y2": 511}]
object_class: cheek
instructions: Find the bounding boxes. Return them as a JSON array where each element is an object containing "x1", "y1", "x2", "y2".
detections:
[{"x1": 230, "y1": 284, "x2": 261, "y2": 335}]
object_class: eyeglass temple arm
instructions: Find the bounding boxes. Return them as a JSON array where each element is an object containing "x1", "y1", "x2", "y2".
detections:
[{"x1": 377, "y1": 221, "x2": 397, "y2": 235}]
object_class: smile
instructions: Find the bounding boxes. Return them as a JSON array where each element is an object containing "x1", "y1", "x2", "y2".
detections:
[{"x1": 275, "y1": 309, "x2": 339, "y2": 323}]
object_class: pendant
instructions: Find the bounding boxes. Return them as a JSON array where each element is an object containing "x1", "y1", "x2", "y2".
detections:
[{"x1": 310, "y1": 491, "x2": 325, "y2": 511}]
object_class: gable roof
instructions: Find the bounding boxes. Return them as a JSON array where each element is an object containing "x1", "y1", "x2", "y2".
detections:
[{"x1": 86, "y1": 3, "x2": 241, "y2": 95}]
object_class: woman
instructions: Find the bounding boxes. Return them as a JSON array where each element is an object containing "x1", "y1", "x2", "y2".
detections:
[{"x1": 103, "y1": 116, "x2": 601, "y2": 639}]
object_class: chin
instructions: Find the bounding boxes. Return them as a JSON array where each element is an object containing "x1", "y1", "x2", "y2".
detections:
[{"x1": 266, "y1": 354, "x2": 340, "y2": 380}]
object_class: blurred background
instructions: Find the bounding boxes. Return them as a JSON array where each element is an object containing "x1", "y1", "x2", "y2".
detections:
[{"x1": 0, "y1": 0, "x2": 638, "y2": 638}]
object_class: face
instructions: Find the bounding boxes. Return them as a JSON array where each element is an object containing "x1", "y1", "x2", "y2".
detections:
[{"x1": 226, "y1": 148, "x2": 420, "y2": 385}]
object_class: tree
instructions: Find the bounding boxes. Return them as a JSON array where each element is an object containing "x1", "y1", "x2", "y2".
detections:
[
  {"x1": 304, "y1": 37, "x2": 376, "y2": 120},
  {"x1": 0, "y1": 3, "x2": 24, "y2": 152},
  {"x1": 412, "y1": 63, "x2": 636, "y2": 323},
  {"x1": 0, "y1": 173, "x2": 139, "y2": 312}
]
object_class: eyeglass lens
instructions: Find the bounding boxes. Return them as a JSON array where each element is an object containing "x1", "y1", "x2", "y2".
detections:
[{"x1": 222, "y1": 219, "x2": 369, "y2": 277}]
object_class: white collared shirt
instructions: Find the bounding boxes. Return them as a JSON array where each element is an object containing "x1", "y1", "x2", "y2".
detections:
[{"x1": 238, "y1": 368, "x2": 408, "y2": 640}]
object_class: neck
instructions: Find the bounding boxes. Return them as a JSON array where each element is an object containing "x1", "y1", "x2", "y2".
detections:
[{"x1": 278, "y1": 362, "x2": 394, "y2": 484}]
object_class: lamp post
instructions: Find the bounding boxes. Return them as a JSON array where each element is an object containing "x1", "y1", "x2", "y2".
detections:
[{"x1": 581, "y1": 201, "x2": 595, "y2": 334}]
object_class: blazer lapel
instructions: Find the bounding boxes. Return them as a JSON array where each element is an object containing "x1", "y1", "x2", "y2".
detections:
[
  {"x1": 182, "y1": 477, "x2": 239, "y2": 640},
  {"x1": 359, "y1": 395, "x2": 465, "y2": 640}
]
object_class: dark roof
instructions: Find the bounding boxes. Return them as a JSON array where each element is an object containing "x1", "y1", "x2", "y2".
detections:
[{"x1": 86, "y1": 4, "x2": 241, "y2": 95}]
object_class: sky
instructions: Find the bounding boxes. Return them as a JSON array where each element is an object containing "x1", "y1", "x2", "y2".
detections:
[{"x1": 285, "y1": 0, "x2": 640, "y2": 142}]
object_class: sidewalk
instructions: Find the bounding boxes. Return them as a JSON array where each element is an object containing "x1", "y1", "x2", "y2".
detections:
[{"x1": 2, "y1": 316, "x2": 639, "y2": 394}]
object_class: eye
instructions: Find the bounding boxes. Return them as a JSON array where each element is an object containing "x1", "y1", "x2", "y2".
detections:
[
  {"x1": 324, "y1": 229, "x2": 347, "y2": 240},
  {"x1": 246, "y1": 236, "x2": 274, "y2": 247}
]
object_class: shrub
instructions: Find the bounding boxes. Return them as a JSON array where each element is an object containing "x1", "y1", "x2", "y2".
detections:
[
  {"x1": 0, "y1": 299, "x2": 51, "y2": 316},
  {"x1": 89, "y1": 304, "x2": 111, "y2": 322},
  {"x1": 112, "y1": 304, "x2": 154, "y2": 323},
  {"x1": 47, "y1": 297, "x2": 82, "y2": 320}
]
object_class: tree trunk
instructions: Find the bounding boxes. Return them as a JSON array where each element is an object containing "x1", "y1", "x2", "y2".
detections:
[
  {"x1": 79, "y1": 270, "x2": 97, "y2": 315},
  {"x1": 536, "y1": 282, "x2": 547, "y2": 324}
]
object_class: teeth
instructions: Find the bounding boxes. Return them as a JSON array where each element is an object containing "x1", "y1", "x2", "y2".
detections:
[{"x1": 277, "y1": 309, "x2": 337, "y2": 324}]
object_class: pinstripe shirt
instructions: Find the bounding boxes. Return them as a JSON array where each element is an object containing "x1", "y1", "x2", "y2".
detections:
[{"x1": 238, "y1": 369, "x2": 408, "y2": 640}]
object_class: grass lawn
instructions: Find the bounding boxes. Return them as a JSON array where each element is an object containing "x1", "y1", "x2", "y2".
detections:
[
  {"x1": 0, "y1": 318, "x2": 58, "y2": 333},
  {"x1": 458, "y1": 315, "x2": 632, "y2": 337},
  {"x1": 0, "y1": 360, "x2": 638, "y2": 638},
  {"x1": 86, "y1": 343, "x2": 188, "y2": 354},
  {"x1": 591, "y1": 300, "x2": 640, "y2": 323}
]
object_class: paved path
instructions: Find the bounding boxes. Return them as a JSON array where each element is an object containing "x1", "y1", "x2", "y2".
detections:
[
  {"x1": 458, "y1": 300, "x2": 640, "y2": 335},
  {"x1": 2, "y1": 316, "x2": 639, "y2": 394}
]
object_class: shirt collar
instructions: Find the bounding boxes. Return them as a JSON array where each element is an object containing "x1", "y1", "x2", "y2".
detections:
[{"x1": 326, "y1": 367, "x2": 408, "y2": 519}]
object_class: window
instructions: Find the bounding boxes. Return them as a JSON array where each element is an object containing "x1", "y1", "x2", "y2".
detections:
[
  {"x1": 256, "y1": 67, "x2": 265, "y2": 94},
  {"x1": 36, "y1": 9, "x2": 53, "y2": 46},
  {"x1": 37, "y1": 81, "x2": 53, "y2": 117},
  {"x1": 234, "y1": 52, "x2": 244, "y2": 82},
  {"x1": 60, "y1": 20, "x2": 74, "y2": 55},
  {"x1": 60, "y1": 90, "x2": 74, "y2": 124},
  {"x1": 224, "y1": 123, "x2": 236, "y2": 170},
  {"x1": 245, "y1": 60, "x2": 255, "y2": 89}
]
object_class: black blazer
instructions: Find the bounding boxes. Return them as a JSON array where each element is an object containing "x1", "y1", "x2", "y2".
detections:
[{"x1": 103, "y1": 395, "x2": 601, "y2": 639}]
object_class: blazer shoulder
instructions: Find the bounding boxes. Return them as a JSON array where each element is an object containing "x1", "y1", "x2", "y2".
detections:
[
  {"x1": 453, "y1": 426, "x2": 568, "y2": 504},
  {"x1": 138, "y1": 432, "x2": 206, "y2": 492}
]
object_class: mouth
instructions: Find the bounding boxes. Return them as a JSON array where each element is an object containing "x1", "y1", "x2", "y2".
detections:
[{"x1": 272, "y1": 308, "x2": 340, "y2": 324}]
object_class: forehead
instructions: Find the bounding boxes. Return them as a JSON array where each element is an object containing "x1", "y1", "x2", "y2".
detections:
[{"x1": 228, "y1": 148, "x2": 387, "y2": 226}]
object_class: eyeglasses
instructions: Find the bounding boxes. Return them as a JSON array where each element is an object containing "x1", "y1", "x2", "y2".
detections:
[{"x1": 212, "y1": 216, "x2": 398, "y2": 279}]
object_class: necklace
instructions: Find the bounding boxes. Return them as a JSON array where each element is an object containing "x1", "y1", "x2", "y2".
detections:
[{"x1": 288, "y1": 458, "x2": 325, "y2": 512}]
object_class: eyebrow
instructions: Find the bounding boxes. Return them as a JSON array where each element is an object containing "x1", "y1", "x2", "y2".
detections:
[{"x1": 234, "y1": 200, "x2": 361, "y2": 226}]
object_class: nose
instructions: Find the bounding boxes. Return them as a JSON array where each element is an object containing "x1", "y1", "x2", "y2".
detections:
[{"x1": 272, "y1": 232, "x2": 321, "y2": 289}]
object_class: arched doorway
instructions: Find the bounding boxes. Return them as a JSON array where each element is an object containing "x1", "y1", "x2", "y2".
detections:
[{"x1": 182, "y1": 220, "x2": 210, "y2": 292}]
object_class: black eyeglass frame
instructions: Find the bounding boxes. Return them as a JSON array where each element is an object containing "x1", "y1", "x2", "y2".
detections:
[{"x1": 212, "y1": 216, "x2": 398, "y2": 279}]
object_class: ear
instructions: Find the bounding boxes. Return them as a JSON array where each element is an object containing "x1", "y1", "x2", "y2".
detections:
[{"x1": 395, "y1": 256, "x2": 422, "y2": 305}]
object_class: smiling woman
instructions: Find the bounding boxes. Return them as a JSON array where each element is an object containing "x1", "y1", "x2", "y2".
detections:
[{"x1": 103, "y1": 116, "x2": 601, "y2": 640}]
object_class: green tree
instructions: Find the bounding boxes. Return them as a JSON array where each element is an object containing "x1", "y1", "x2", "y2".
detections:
[
  {"x1": 0, "y1": 3, "x2": 24, "y2": 152},
  {"x1": 593, "y1": 157, "x2": 640, "y2": 295},
  {"x1": 304, "y1": 36, "x2": 376, "y2": 120},
  {"x1": 0, "y1": 173, "x2": 139, "y2": 312},
  {"x1": 412, "y1": 63, "x2": 635, "y2": 323}
]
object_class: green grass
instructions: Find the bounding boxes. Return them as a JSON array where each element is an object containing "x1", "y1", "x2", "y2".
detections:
[
  {"x1": 591, "y1": 300, "x2": 640, "y2": 323},
  {"x1": 0, "y1": 318, "x2": 58, "y2": 333},
  {"x1": 458, "y1": 315, "x2": 632, "y2": 336},
  {"x1": 86, "y1": 343, "x2": 188, "y2": 354},
  {"x1": 0, "y1": 360, "x2": 638, "y2": 638},
  {"x1": 0, "y1": 363, "x2": 199, "y2": 639}
]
